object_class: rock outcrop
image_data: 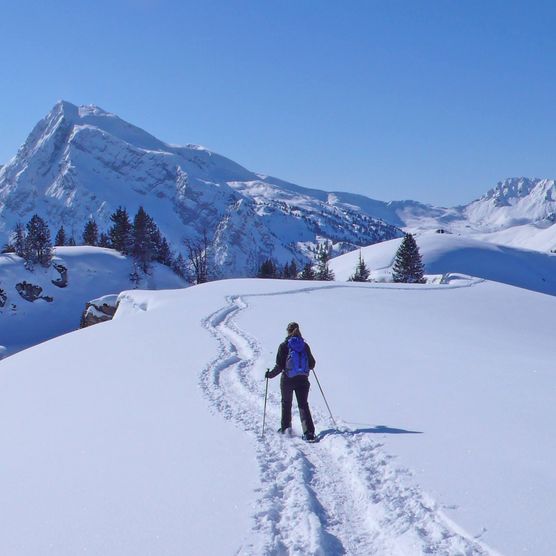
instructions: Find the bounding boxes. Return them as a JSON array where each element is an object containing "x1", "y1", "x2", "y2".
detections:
[
  {"x1": 51, "y1": 263, "x2": 68, "y2": 288},
  {"x1": 80, "y1": 294, "x2": 119, "y2": 328},
  {"x1": 15, "y1": 281, "x2": 53, "y2": 302}
]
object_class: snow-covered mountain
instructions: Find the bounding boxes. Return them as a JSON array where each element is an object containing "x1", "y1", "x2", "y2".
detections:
[
  {"x1": 0, "y1": 101, "x2": 401, "y2": 276},
  {"x1": 466, "y1": 177, "x2": 556, "y2": 228},
  {"x1": 2, "y1": 101, "x2": 555, "y2": 269},
  {"x1": 1, "y1": 277, "x2": 555, "y2": 554},
  {"x1": 399, "y1": 177, "x2": 556, "y2": 241}
]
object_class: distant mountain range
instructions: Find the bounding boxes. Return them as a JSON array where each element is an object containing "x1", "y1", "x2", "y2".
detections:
[{"x1": 1, "y1": 101, "x2": 555, "y2": 277}]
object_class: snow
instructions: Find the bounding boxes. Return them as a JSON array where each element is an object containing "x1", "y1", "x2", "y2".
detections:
[
  {"x1": 1, "y1": 277, "x2": 554, "y2": 554},
  {"x1": 329, "y1": 231, "x2": 556, "y2": 296},
  {"x1": 0, "y1": 246, "x2": 186, "y2": 356},
  {"x1": 2, "y1": 102, "x2": 556, "y2": 281},
  {"x1": 89, "y1": 293, "x2": 119, "y2": 306},
  {"x1": 0, "y1": 100, "x2": 397, "y2": 277}
]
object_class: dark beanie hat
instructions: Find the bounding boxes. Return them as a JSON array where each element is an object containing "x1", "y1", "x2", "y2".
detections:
[{"x1": 287, "y1": 322, "x2": 301, "y2": 336}]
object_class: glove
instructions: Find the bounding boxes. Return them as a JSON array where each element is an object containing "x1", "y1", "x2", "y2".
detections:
[{"x1": 265, "y1": 370, "x2": 271, "y2": 379}]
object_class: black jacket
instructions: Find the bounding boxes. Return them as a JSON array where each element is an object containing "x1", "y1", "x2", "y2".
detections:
[{"x1": 268, "y1": 336, "x2": 316, "y2": 378}]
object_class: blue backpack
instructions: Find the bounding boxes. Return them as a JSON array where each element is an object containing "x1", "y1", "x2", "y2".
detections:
[{"x1": 285, "y1": 337, "x2": 309, "y2": 377}]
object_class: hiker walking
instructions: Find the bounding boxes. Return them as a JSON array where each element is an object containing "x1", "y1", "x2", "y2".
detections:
[{"x1": 265, "y1": 322, "x2": 317, "y2": 442}]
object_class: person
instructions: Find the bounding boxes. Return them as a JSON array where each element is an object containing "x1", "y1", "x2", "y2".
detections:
[{"x1": 265, "y1": 322, "x2": 317, "y2": 441}]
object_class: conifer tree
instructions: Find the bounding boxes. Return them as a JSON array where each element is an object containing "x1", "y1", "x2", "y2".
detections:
[
  {"x1": 109, "y1": 207, "x2": 133, "y2": 255},
  {"x1": 54, "y1": 226, "x2": 66, "y2": 246},
  {"x1": 12, "y1": 223, "x2": 26, "y2": 257},
  {"x1": 315, "y1": 243, "x2": 335, "y2": 281},
  {"x1": 67, "y1": 237, "x2": 77, "y2": 246},
  {"x1": 289, "y1": 259, "x2": 298, "y2": 279},
  {"x1": 131, "y1": 206, "x2": 156, "y2": 273},
  {"x1": 82, "y1": 219, "x2": 99, "y2": 246},
  {"x1": 300, "y1": 263, "x2": 316, "y2": 280},
  {"x1": 282, "y1": 262, "x2": 290, "y2": 279},
  {"x1": 156, "y1": 236, "x2": 173, "y2": 266},
  {"x1": 98, "y1": 232, "x2": 111, "y2": 248},
  {"x1": 24, "y1": 214, "x2": 52, "y2": 267},
  {"x1": 258, "y1": 258, "x2": 278, "y2": 279},
  {"x1": 392, "y1": 233, "x2": 425, "y2": 283},
  {"x1": 281, "y1": 259, "x2": 299, "y2": 279},
  {"x1": 349, "y1": 250, "x2": 370, "y2": 282}
]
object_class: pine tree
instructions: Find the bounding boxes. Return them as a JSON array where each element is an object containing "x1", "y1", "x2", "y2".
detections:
[
  {"x1": 257, "y1": 258, "x2": 277, "y2": 279},
  {"x1": 315, "y1": 243, "x2": 335, "y2": 281},
  {"x1": 54, "y1": 226, "x2": 66, "y2": 246},
  {"x1": 131, "y1": 206, "x2": 157, "y2": 273},
  {"x1": 109, "y1": 207, "x2": 133, "y2": 254},
  {"x1": 392, "y1": 233, "x2": 425, "y2": 283},
  {"x1": 289, "y1": 259, "x2": 298, "y2": 279},
  {"x1": 282, "y1": 262, "x2": 290, "y2": 279},
  {"x1": 300, "y1": 263, "x2": 316, "y2": 280},
  {"x1": 281, "y1": 259, "x2": 299, "y2": 279},
  {"x1": 98, "y1": 232, "x2": 111, "y2": 248},
  {"x1": 156, "y1": 236, "x2": 173, "y2": 267},
  {"x1": 349, "y1": 250, "x2": 370, "y2": 282},
  {"x1": 24, "y1": 214, "x2": 52, "y2": 267},
  {"x1": 67, "y1": 237, "x2": 77, "y2": 246},
  {"x1": 82, "y1": 219, "x2": 99, "y2": 246},
  {"x1": 13, "y1": 223, "x2": 26, "y2": 257}
]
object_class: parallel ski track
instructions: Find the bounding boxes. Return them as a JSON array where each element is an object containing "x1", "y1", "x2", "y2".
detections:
[{"x1": 200, "y1": 288, "x2": 494, "y2": 556}]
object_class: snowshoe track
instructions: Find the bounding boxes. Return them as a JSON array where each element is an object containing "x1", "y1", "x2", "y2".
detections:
[{"x1": 201, "y1": 293, "x2": 494, "y2": 555}]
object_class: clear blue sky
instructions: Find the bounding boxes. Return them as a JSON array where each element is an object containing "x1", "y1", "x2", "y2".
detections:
[{"x1": 0, "y1": 0, "x2": 555, "y2": 206}]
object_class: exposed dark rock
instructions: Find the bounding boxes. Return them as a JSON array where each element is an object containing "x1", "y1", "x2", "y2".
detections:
[
  {"x1": 0, "y1": 289, "x2": 6, "y2": 308},
  {"x1": 15, "y1": 281, "x2": 54, "y2": 303},
  {"x1": 80, "y1": 295, "x2": 119, "y2": 328},
  {"x1": 51, "y1": 263, "x2": 68, "y2": 288}
]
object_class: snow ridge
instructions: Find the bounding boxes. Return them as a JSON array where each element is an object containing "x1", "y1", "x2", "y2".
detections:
[{"x1": 200, "y1": 289, "x2": 495, "y2": 555}]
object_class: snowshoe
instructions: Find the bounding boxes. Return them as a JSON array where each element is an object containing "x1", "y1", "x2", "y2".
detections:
[{"x1": 302, "y1": 432, "x2": 319, "y2": 443}]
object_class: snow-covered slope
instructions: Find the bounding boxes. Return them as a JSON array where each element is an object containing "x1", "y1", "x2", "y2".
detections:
[
  {"x1": 329, "y1": 231, "x2": 556, "y2": 296},
  {"x1": 1, "y1": 278, "x2": 554, "y2": 554},
  {"x1": 0, "y1": 101, "x2": 400, "y2": 276},
  {"x1": 0, "y1": 246, "x2": 185, "y2": 357}
]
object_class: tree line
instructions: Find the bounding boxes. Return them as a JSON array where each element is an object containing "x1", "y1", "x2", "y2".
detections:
[
  {"x1": 1, "y1": 207, "x2": 190, "y2": 280},
  {"x1": 257, "y1": 243, "x2": 335, "y2": 281},
  {"x1": 2, "y1": 210, "x2": 425, "y2": 284},
  {"x1": 257, "y1": 233, "x2": 425, "y2": 284}
]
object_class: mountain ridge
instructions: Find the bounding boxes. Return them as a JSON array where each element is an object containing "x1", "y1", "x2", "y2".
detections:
[
  {"x1": 1, "y1": 101, "x2": 556, "y2": 271},
  {"x1": 0, "y1": 101, "x2": 403, "y2": 277}
]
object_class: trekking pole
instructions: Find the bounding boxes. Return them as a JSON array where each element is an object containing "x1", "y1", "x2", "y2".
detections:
[
  {"x1": 312, "y1": 368, "x2": 337, "y2": 428},
  {"x1": 262, "y1": 372, "x2": 269, "y2": 437}
]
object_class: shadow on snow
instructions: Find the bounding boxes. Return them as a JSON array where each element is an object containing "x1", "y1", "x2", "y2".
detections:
[{"x1": 318, "y1": 425, "x2": 423, "y2": 440}]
